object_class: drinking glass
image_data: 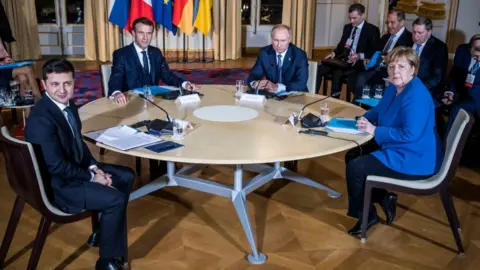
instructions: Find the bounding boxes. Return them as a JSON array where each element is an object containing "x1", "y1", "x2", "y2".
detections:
[
  {"x1": 9, "y1": 80, "x2": 20, "y2": 103},
  {"x1": 24, "y1": 85, "x2": 34, "y2": 102},
  {"x1": 172, "y1": 120, "x2": 187, "y2": 140},
  {"x1": 319, "y1": 102, "x2": 330, "y2": 123},
  {"x1": 235, "y1": 80, "x2": 244, "y2": 97},
  {"x1": 374, "y1": 84, "x2": 383, "y2": 99},
  {"x1": 362, "y1": 85, "x2": 371, "y2": 99}
]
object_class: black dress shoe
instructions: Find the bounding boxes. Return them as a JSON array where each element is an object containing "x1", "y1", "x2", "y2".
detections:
[
  {"x1": 96, "y1": 259, "x2": 122, "y2": 270},
  {"x1": 348, "y1": 214, "x2": 380, "y2": 236},
  {"x1": 284, "y1": 161, "x2": 298, "y2": 172},
  {"x1": 381, "y1": 192, "x2": 398, "y2": 225},
  {"x1": 87, "y1": 230, "x2": 100, "y2": 247}
]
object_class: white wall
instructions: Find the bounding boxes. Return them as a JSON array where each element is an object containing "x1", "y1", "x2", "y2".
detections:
[{"x1": 314, "y1": 0, "x2": 351, "y2": 47}]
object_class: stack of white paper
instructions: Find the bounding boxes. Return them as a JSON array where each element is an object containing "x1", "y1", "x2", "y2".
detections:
[{"x1": 84, "y1": 125, "x2": 162, "y2": 151}]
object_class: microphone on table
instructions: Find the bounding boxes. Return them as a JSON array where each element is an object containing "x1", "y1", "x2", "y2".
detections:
[
  {"x1": 255, "y1": 80, "x2": 262, "y2": 95},
  {"x1": 139, "y1": 94, "x2": 171, "y2": 122},
  {"x1": 297, "y1": 96, "x2": 330, "y2": 128}
]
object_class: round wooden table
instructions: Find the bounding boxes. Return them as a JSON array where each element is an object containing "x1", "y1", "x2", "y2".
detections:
[{"x1": 78, "y1": 85, "x2": 371, "y2": 264}]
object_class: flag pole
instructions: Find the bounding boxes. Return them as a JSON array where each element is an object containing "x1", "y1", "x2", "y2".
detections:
[
  {"x1": 183, "y1": 32, "x2": 188, "y2": 63},
  {"x1": 162, "y1": 26, "x2": 166, "y2": 57},
  {"x1": 202, "y1": 33, "x2": 206, "y2": 62}
]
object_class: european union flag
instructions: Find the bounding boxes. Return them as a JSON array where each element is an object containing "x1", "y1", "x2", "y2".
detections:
[{"x1": 153, "y1": 0, "x2": 177, "y2": 35}]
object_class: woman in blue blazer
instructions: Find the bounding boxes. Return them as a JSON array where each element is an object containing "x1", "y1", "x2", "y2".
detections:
[{"x1": 345, "y1": 47, "x2": 443, "y2": 235}]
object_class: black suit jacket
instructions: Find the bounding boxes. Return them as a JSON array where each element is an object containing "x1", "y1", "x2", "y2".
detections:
[
  {"x1": 334, "y1": 21, "x2": 380, "y2": 60},
  {"x1": 108, "y1": 43, "x2": 185, "y2": 96},
  {"x1": 377, "y1": 28, "x2": 413, "y2": 53},
  {"x1": 247, "y1": 43, "x2": 309, "y2": 92},
  {"x1": 25, "y1": 96, "x2": 98, "y2": 213},
  {"x1": 0, "y1": 1, "x2": 15, "y2": 44},
  {"x1": 416, "y1": 36, "x2": 448, "y2": 96}
]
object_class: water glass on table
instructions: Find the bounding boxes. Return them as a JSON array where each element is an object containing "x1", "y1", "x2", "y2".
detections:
[
  {"x1": 24, "y1": 85, "x2": 34, "y2": 102},
  {"x1": 362, "y1": 85, "x2": 371, "y2": 99},
  {"x1": 235, "y1": 80, "x2": 244, "y2": 97},
  {"x1": 172, "y1": 120, "x2": 187, "y2": 140},
  {"x1": 374, "y1": 84, "x2": 383, "y2": 99},
  {"x1": 319, "y1": 102, "x2": 330, "y2": 123}
]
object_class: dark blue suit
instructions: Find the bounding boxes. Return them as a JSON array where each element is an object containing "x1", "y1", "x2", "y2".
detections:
[
  {"x1": 108, "y1": 43, "x2": 185, "y2": 96},
  {"x1": 416, "y1": 36, "x2": 448, "y2": 96},
  {"x1": 247, "y1": 43, "x2": 309, "y2": 92},
  {"x1": 445, "y1": 44, "x2": 480, "y2": 134},
  {"x1": 24, "y1": 95, "x2": 135, "y2": 260}
]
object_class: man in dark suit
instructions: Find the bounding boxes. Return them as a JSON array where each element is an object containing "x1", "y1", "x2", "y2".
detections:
[
  {"x1": 412, "y1": 17, "x2": 448, "y2": 96},
  {"x1": 442, "y1": 35, "x2": 480, "y2": 135},
  {"x1": 108, "y1": 17, "x2": 198, "y2": 104},
  {"x1": 108, "y1": 17, "x2": 198, "y2": 179},
  {"x1": 25, "y1": 59, "x2": 134, "y2": 270},
  {"x1": 355, "y1": 8, "x2": 413, "y2": 98},
  {"x1": 316, "y1": 3, "x2": 380, "y2": 98},
  {"x1": 247, "y1": 24, "x2": 309, "y2": 93}
]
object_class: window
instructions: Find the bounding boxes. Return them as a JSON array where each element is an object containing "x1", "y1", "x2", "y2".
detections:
[
  {"x1": 242, "y1": 0, "x2": 251, "y2": 25},
  {"x1": 65, "y1": 0, "x2": 84, "y2": 24},
  {"x1": 36, "y1": 0, "x2": 57, "y2": 24},
  {"x1": 259, "y1": 0, "x2": 283, "y2": 25},
  {"x1": 242, "y1": 0, "x2": 283, "y2": 26}
]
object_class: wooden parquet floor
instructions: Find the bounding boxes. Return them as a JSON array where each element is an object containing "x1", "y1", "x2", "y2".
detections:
[
  {"x1": 2, "y1": 58, "x2": 480, "y2": 269},
  {"x1": 1, "y1": 140, "x2": 480, "y2": 269}
]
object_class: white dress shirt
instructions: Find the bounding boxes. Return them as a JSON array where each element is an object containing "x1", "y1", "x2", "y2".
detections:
[{"x1": 46, "y1": 92, "x2": 97, "y2": 181}]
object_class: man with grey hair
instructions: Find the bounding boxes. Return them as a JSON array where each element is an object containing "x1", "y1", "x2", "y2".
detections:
[
  {"x1": 247, "y1": 24, "x2": 309, "y2": 93},
  {"x1": 411, "y1": 16, "x2": 448, "y2": 96}
]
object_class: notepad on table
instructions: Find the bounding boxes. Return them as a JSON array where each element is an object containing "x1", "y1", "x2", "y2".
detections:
[
  {"x1": 355, "y1": 98, "x2": 380, "y2": 107},
  {"x1": 326, "y1": 118, "x2": 366, "y2": 135},
  {"x1": 83, "y1": 125, "x2": 162, "y2": 151},
  {"x1": 133, "y1": 85, "x2": 179, "y2": 95}
]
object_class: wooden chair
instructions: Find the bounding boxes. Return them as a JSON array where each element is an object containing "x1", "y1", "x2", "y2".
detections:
[
  {"x1": 360, "y1": 109, "x2": 474, "y2": 254},
  {"x1": 0, "y1": 127, "x2": 98, "y2": 269}
]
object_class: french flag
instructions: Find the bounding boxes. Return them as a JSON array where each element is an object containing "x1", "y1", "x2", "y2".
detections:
[
  {"x1": 108, "y1": 0, "x2": 130, "y2": 28},
  {"x1": 126, "y1": 0, "x2": 154, "y2": 33}
]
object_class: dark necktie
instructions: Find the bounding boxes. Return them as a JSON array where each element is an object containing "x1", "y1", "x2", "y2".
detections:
[
  {"x1": 350, "y1": 26, "x2": 358, "y2": 54},
  {"x1": 64, "y1": 106, "x2": 83, "y2": 159},
  {"x1": 351, "y1": 26, "x2": 358, "y2": 41},
  {"x1": 277, "y1": 54, "x2": 283, "y2": 84},
  {"x1": 383, "y1": 35, "x2": 395, "y2": 53},
  {"x1": 141, "y1": 51, "x2": 151, "y2": 85}
]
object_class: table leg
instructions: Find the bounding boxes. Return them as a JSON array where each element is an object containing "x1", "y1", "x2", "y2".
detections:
[{"x1": 232, "y1": 165, "x2": 267, "y2": 264}]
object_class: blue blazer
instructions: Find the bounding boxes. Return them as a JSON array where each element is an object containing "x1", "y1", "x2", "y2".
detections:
[
  {"x1": 449, "y1": 44, "x2": 480, "y2": 103},
  {"x1": 25, "y1": 96, "x2": 98, "y2": 213},
  {"x1": 363, "y1": 77, "x2": 442, "y2": 176},
  {"x1": 108, "y1": 43, "x2": 185, "y2": 96},
  {"x1": 247, "y1": 43, "x2": 309, "y2": 92}
]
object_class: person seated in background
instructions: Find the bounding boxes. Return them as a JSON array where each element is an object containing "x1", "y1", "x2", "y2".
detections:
[
  {"x1": 316, "y1": 3, "x2": 380, "y2": 98},
  {"x1": 354, "y1": 8, "x2": 413, "y2": 99},
  {"x1": 412, "y1": 17, "x2": 448, "y2": 96},
  {"x1": 442, "y1": 34, "x2": 480, "y2": 136},
  {"x1": 0, "y1": 38, "x2": 41, "y2": 100},
  {"x1": 345, "y1": 47, "x2": 442, "y2": 235},
  {"x1": 247, "y1": 24, "x2": 309, "y2": 93},
  {"x1": 25, "y1": 59, "x2": 135, "y2": 270},
  {"x1": 108, "y1": 17, "x2": 198, "y2": 105},
  {"x1": 411, "y1": 16, "x2": 448, "y2": 137},
  {"x1": 108, "y1": 17, "x2": 198, "y2": 180}
]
